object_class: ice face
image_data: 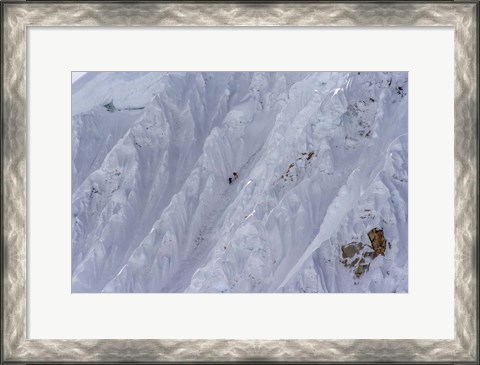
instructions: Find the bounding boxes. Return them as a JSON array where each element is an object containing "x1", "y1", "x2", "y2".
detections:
[{"x1": 71, "y1": 71, "x2": 408, "y2": 293}]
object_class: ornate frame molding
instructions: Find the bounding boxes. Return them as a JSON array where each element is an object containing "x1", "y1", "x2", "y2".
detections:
[{"x1": 2, "y1": 1, "x2": 478, "y2": 362}]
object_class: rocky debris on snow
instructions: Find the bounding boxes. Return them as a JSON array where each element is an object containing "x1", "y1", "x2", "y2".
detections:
[
  {"x1": 304, "y1": 151, "x2": 315, "y2": 161},
  {"x1": 341, "y1": 228, "x2": 390, "y2": 278},
  {"x1": 281, "y1": 152, "x2": 315, "y2": 181},
  {"x1": 104, "y1": 101, "x2": 145, "y2": 113},
  {"x1": 282, "y1": 162, "x2": 296, "y2": 181},
  {"x1": 103, "y1": 101, "x2": 117, "y2": 112}
]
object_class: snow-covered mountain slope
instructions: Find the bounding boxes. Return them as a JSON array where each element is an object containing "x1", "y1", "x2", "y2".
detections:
[{"x1": 71, "y1": 71, "x2": 408, "y2": 293}]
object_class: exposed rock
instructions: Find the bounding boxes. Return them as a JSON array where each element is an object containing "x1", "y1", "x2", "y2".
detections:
[
  {"x1": 354, "y1": 258, "x2": 369, "y2": 278},
  {"x1": 368, "y1": 228, "x2": 387, "y2": 257},
  {"x1": 103, "y1": 101, "x2": 116, "y2": 112},
  {"x1": 341, "y1": 227, "x2": 389, "y2": 279},
  {"x1": 341, "y1": 242, "x2": 363, "y2": 259}
]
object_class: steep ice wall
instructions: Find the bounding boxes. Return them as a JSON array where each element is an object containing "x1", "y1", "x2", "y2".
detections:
[{"x1": 72, "y1": 71, "x2": 408, "y2": 293}]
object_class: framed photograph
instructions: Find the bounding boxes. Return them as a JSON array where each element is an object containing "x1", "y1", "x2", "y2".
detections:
[{"x1": 2, "y1": 1, "x2": 478, "y2": 363}]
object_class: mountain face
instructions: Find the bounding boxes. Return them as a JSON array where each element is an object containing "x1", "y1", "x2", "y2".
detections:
[{"x1": 72, "y1": 71, "x2": 408, "y2": 293}]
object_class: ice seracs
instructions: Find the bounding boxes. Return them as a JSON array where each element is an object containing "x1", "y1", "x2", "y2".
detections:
[{"x1": 72, "y1": 71, "x2": 408, "y2": 293}]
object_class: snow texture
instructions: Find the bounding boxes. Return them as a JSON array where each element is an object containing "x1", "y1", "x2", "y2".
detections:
[{"x1": 72, "y1": 71, "x2": 408, "y2": 293}]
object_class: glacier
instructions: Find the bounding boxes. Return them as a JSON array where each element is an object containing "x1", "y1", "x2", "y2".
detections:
[{"x1": 71, "y1": 71, "x2": 408, "y2": 293}]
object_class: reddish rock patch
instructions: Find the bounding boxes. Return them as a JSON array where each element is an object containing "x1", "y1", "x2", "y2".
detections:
[{"x1": 368, "y1": 228, "x2": 387, "y2": 258}]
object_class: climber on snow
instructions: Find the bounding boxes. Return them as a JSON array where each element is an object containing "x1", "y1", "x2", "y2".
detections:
[{"x1": 228, "y1": 172, "x2": 239, "y2": 184}]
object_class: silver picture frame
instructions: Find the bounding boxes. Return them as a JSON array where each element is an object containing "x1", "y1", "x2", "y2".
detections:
[{"x1": 2, "y1": 1, "x2": 478, "y2": 363}]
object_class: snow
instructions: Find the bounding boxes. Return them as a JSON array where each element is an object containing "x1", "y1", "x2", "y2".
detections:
[
  {"x1": 72, "y1": 72, "x2": 87, "y2": 84},
  {"x1": 72, "y1": 71, "x2": 408, "y2": 293}
]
